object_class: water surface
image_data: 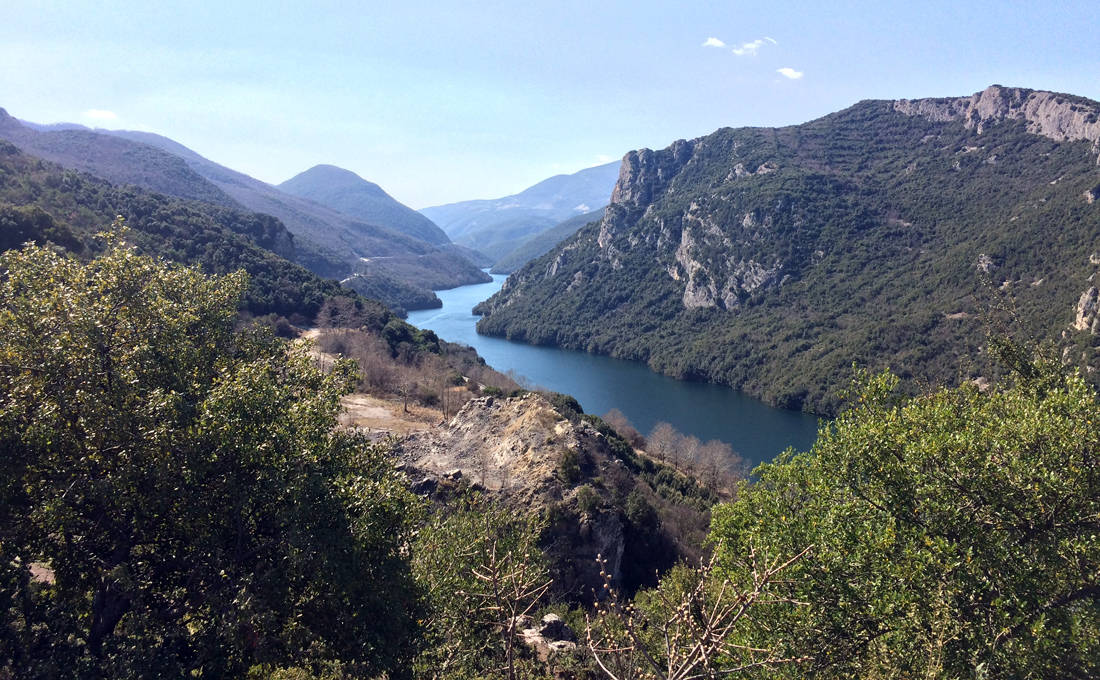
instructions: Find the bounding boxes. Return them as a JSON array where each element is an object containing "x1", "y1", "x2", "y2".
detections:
[{"x1": 408, "y1": 275, "x2": 820, "y2": 467}]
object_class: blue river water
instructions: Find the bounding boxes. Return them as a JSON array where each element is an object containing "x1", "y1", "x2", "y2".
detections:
[{"x1": 407, "y1": 274, "x2": 821, "y2": 468}]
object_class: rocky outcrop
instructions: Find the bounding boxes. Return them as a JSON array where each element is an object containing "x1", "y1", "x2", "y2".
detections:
[
  {"x1": 516, "y1": 614, "x2": 578, "y2": 661},
  {"x1": 895, "y1": 85, "x2": 1100, "y2": 160},
  {"x1": 1074, "y1": 287, "x2": 1100, "y2": 334},
  {"x1": 397, "y1": 393, "x2": 636, "y2": 599},
  {"x1": 610, "y1": 139, "x2": 698, "y2": 210}
]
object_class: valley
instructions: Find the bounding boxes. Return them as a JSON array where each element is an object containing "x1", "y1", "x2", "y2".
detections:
[{"x1": 1, "y1": 54, "x2": 1098, "y2": 678}]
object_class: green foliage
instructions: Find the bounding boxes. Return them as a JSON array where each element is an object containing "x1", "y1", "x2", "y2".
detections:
[
  {"x1": 580, "y1": 414, "x2": 641, "y2": 468},
  {"x1": 313, "y1": 295, "x2": 393, "y2": 333},
  {"x1": 0, "y1": 203, "x2": 82, "y2": 253},
  {"x1": 623, "y1": 489, "x2": 658, "y2": 533},
  {"x1": 709, "y1": 356, "x2": 1100, "y2": 678},
  {"x1": 411, "y1": 496, "x2": 550, "y2": 679},
  {"x1": 557, "y1": 448, "x2": 582, "y2": 485},
  {"x1": 545, "y1": 391, "x2": 584, "y2": 421},
  {"x1": 380, "y1": 318, "x2": 442, "y2": 358},
  {"x1": 0, "y1": 239, "x2": 422, "y2": 679},
  {"x1": 341, "y1": 270, "x2": 441, "y2": 317},
  {"x1": 477, "y1": 100, "x2": 1100, "y2": 415},
  {"x1": 575, "y1": 484, "x2": 600, "y2": 515}
]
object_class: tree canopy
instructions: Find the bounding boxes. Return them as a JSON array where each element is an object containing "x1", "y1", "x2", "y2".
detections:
[
  {"x1": 0, "y1": 235, "x2": 421, "y2": 679},
  {"x1": 710, "y1": 354, "x2": 1100, "y2": 678}
]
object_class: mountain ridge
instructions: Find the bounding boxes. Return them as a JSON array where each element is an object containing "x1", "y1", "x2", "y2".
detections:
[
  {"x1": 476, "y1": 85, "x2": 1100, "y2": 414},
  {"x1": 0, "y1": 111, "x2": 490, "y2": 311}
]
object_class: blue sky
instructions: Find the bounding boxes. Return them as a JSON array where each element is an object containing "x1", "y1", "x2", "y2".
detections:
[{"x1": 1, "y1": 1, "x2": 1097, "y2": 208}]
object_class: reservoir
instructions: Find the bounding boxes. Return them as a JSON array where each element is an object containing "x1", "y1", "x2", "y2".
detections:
[{"x1": 408, "y1": 274, "x2": 820, "y2": 468}]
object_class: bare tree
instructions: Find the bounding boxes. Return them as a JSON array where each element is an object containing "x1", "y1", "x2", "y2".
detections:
[
  {"x1": 647, "y1": 422, "x2": 680, "y2": 464},
  {"x1": 586, "y1": 545, "x2": 811, "y2": 680},
  {"x1": 462, "y1": 514, "x2": 553, "y2": 680},
  {"x1": 604, "y1": 408, "x2": 647, "y2": 449}
]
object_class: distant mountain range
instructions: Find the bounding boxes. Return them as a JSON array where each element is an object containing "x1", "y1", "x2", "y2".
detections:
[
  {"x1": 0, "y1": 109, "x2": 489, "y2": 312},
  {"x1": 421, "y1": 161, "x2": 621, "y2": 261},
  {"x1": 490, "y1": 206, "x2": 607, "y2": 274},
  {"x1": 476, "y1": 86, "x2": 1100, "y2": 415}
]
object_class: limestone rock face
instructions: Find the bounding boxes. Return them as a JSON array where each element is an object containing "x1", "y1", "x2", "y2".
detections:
[
  {"x1": 1074, "y1": 287, "x2": 1100, "y2": 334},
  {"x1": 516, "y1": 614, "x2": 578, "y2": 662},
  {"x1": 610, "y1": 139, "x2": 698, "y2": 210},
  {"x1": 894, "y1": 85, "x2": 1100, "y2": 160}
]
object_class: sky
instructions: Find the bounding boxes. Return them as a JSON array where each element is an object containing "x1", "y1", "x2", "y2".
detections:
[{"x1": 1, "y1": 1, "x2": 1098, "y2": 208}]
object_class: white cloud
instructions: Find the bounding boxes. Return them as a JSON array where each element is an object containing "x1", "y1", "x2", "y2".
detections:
[
  {"x1": 81, "y1": 109, "x2": 118, "y2": 121},
  {"x1": 731, "y1": 37, "x2": 778, "y2": 56},
  {"x1": 776, "y1": 67, "x2": 804, "y2": 80},
  {"x1": 595, "y1": 154, "x2": 613, "y2": 163},
  {"x1": 702, "y1": 37, "x2": 726, "y2": 48}
]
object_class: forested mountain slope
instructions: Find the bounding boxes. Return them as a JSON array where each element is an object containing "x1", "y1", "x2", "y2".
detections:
[
  {"x1": 0, "y1": 108, "x2": 236, "y2": 207},
  {"x1": 98, "y1": 129, "x2": 474, "y2": 280},
  {"x1": 0, "y1": 141, "x2": 374, "y2": 322},
  {"x1": 491, "y1": 205, "x2": 607, "y2": 274},
  {"x1": 0, "y1": 112, "x2": 490, "y2": 310},
  {"x1": 102, "y1": 130, "x2": 491, "y2": 297},
  {"x1": 477, "y1": 86, "x2": 1100, "y2": 414}
]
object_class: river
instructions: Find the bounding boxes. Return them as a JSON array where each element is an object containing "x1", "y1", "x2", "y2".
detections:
[{"x1": 407, "y1": 274, "x2": 820, "y2": 467}]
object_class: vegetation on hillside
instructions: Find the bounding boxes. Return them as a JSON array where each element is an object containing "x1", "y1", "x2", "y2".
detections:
[
  {"x1": 421, "y1": 161, "x2": 620, "y2": 257},
  {"x1": 706, "y1": 346, "x2": 1100, "y2": 677},
  {"x1": 477, "y1": 98, "x2": 1100, "y2": 415},
  {"x1": 0, "y1": 116, "x2": 490, "y2": 306},
  {"x1": 278, "y1": 164, "x2": 451, "y2": 246},
  {"x1": 490, "y1": 206, "x2": 607, "y2": 274},
  {"x1": 0, "y1": 142, "x2": 366, "y2": 322}
]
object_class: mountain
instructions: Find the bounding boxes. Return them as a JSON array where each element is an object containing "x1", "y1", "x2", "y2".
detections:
[
  {"x1": 475, "y1": 86, "x2": 1100, "y2": 415},
  {"x1": 490, "y1": 205, "x2": 607, "y2": 274},
  {"x1": 0, "y1": 112, "x2": 490, "y2": 310},
  {"x1": 0, "y1": 140, "x2": 373, "y2": 324},
  {"x1": 98, "y1": 129, "x2": 448, "y2": 277},
  {"x1": 98, "y1": 130, "x2": 490, "y2": 297},
  {"x1": 420, "y1": 161, "x2": 621, "y2": 260},
  {"x1": 279, "y1": 164, "x2": 449, "y2": 245}
]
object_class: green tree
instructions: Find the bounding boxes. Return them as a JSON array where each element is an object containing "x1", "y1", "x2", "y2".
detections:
[
  {"x1": 0, "y1": 233, "x2": 422, "y2": 679},
  {"x1": 710, "y1": 354, "x2": 1100, "y2": 678}
]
